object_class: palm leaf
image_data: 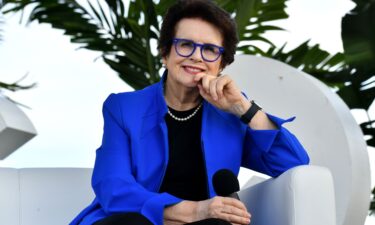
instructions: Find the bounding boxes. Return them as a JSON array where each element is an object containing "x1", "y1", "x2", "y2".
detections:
[
  {"x1": 360, "y1": 120, "x2": 375, "y2": 148},
  {"x1": 0, "y1": 74, "x2": 37, "y2": 92},
  {"x1": 340, "y1": 1, "x2": 375, "y2": 114},
  {"x1": 221, "y1": 0, "x2": 288, "y2": 51},
  {"x1": 266, "y1": 41, "x2": 348, "y2": 87},
  {"x1": 2, "y1": 0, "x2": 163, "y2": 90},
  {"x1": 1, "y1": 0, "x2": 290, "y2": 90}
]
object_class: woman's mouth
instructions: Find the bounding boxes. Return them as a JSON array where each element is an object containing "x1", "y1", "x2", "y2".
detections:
[{"x1": 182, "y1": 65, "x2": 204, "y2": 75}]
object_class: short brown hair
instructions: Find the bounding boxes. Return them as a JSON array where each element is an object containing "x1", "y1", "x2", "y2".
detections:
[{"x1": 158, "y1": 0, "x2": 238, "y2": 68}]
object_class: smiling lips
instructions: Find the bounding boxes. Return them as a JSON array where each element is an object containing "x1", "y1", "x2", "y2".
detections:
[{"x1": 182, "y1": 65, "x2": 205, "y2": 75}]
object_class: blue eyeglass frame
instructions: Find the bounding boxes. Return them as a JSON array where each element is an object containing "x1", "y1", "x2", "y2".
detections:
[{"x1": 172, "y1": 38, "x2": 225, "y2": 62}]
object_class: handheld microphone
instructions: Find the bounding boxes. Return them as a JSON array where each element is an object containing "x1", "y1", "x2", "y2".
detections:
[{"x1": 212, "y1": 169, "x2": 240, "y2": 200}]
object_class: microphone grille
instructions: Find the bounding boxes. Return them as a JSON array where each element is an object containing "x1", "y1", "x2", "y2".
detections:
[{"x1": 212, "y1": 169, "x2": 240, "y2": 196}]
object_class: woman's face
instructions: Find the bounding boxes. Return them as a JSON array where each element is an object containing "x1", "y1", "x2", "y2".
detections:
[{"x1": 163, "y1": 18, "x2": 223, "y2": 89}]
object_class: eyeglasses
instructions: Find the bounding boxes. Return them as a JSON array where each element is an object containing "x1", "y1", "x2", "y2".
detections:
[{"x1": 172, "y1": 38, "x2": 224, "y2": 62}]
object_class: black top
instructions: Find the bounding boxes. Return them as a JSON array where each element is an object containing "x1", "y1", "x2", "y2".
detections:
[{"x1": 158, "y1": 104, "x2": 208, "y2": 201}]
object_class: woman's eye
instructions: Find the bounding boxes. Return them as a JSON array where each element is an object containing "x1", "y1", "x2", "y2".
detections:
[
  {"x1": 204, "y1": 45, "x2": 217, "y2": 53},
  {"x1": 180, "y1": 41, "x2": 194, "y2": 48}
]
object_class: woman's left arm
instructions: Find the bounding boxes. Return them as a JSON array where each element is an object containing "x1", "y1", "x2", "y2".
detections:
[{"x1": 195, "y1": 73, "x2": 310, "y2": 177}]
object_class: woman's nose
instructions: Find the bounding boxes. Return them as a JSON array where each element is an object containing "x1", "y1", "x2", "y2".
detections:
[{"x1": 189, "y1": 47, "x2": 203, "y2": 62}]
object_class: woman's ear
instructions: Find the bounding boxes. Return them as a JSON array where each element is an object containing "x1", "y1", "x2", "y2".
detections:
[
  {"x1": 219, "y1": 63, "x2": 226, "y2": 73},
  {"x1": 162, "y1": 57, "x2": 168, "y2": 68},
  {"x1": 218, "y1": 67, "x2": 224, "y2": 75}
]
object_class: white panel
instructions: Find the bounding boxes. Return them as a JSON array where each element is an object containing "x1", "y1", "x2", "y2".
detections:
[
  {"x1": 0, "y1": 96, "x2": 37, "y2": 159},
  {"x1": 19, "y1": 168, "x2": 93, "y2": 225},
  {"x1": 224, "y1": 55, "x2": 371, "y2": 225}
]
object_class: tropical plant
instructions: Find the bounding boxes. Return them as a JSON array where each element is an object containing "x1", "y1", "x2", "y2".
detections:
[
  {"x1": 0, "y1": 0, "x2": 345, "y2": 89},
  {"x1": 341, "y1": 0, "x2": 375, "y2": 146},
  {"x1": 343, "y1": 0, "x2": 375, "y2": 215},
  {"x1": 2, "y1": 0, "x2": 369, "y2": 139}
]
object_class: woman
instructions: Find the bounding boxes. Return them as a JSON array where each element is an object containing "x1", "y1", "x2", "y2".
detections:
[{"x1": 70, "y1": 0, "x2": 309, "y2": 225}]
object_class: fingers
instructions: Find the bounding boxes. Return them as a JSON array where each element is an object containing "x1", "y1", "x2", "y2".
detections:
[
  {"x1": 207, "y1": 197, "x2": 251, "y2": 225},
  {"x1": 223, "y1": 213, "x2": 251, "y2": 225},
  {"x1": 222, "y1": 197, "x2": 248, "y2": 213},
  {"x1": 197, "y1": 84, "x2": 210, "y2": 101},
  {"x1": 195, "y1": 73, "x2": 231, "y2": 101},
  {"x1": 216, "y1": 76, "x2": 231, "y2": 99},
  {"x1": 221, "y1": 205, "x2": 251, "y2": 224}
]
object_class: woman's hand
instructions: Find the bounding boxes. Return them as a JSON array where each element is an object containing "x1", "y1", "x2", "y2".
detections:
[
  {"x1": 163, "y1": 197, "x2": 251, "y2": 225},
  {"x1": 195, "y1": 196, "x2": 251, "y2": 225},
  {"x1": 194, "y1": 73, "x2": 250, "y2": 117},
  {"x1": 194, "y1": 72, "x2": 277, "y2": 130}
]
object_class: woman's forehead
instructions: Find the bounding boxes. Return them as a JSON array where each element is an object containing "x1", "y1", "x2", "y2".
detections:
[{"x1": 174, "y1": 18, "x2": 223, "y2": 45}]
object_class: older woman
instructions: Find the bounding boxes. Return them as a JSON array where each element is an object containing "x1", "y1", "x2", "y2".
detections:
[{"x1": 70, "y1": 1, "x2": 309, "y2": 225}]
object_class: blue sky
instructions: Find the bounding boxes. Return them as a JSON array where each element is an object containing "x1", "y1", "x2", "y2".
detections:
[{"x1": 1, "y1": 0, "x2": 374, "y2": 222}]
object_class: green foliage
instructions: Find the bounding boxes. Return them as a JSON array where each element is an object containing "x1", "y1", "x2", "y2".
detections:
[
  {"x1": 223, "y1": 0, "x2": 288, "y2": 54},
  {"x1": 1, "y1": 0, "x2": 373, "y2": 139},
  {"x1": 340, "y1": 1, "x2": 375, "y2": 148},
  {"x1": 1, "y1": 0, "x2": 372, "y2": 146},
  {"x1": 1, "y1": 0, "x2": 292, "y2": 90},
  {"x1": 1, "y1": 0, "x2": 342, "y2": 90},
  {"x1": 342, "y1": 0, "x2": 375, "y2": 215},
  {"x1": 266, "y1": 41, "x2": 348, "y2": 86},
  {"x1": 371, "y1": 186, "x2": 375, "y2": 215},
  {"x1": 0, "y1": 75, "x2": 37, "y2": 92},
  {"x1": 2, "y1": 0, "x2": 162, "y2": 89}
]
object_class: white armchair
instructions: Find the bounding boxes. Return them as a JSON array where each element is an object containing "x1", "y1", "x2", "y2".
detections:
[
  {"x1": 0, "y1": 165, "x2": 335, "y2": 225},
  {"x1": 239, "y1": 165, "x2": 336, "y2": 225}
]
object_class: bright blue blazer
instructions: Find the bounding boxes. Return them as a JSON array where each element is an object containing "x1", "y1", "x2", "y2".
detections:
[{"x1": 70, "y1": 74, "x2": 309, "y2": 225}]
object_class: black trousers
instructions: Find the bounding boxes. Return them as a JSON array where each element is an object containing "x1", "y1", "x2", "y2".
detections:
[{"x1": 93, "y1": 212, "x2": 231, "y2": 225}]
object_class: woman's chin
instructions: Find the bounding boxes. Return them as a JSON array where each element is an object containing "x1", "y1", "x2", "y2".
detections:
[{"x1": 183, "y1": 82, "x2": 199, "y2": 89}]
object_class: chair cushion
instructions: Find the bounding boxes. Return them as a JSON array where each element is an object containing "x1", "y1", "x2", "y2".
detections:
[{"x1": 19, "y1": 168, "x2": 93, "y2": 225}]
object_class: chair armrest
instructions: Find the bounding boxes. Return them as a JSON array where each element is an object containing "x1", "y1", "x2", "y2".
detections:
[{"x1": 238, "y1": 165, "x2": 336, "y2": 225}]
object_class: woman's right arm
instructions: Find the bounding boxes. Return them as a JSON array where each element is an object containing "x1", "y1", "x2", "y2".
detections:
[{"x1": 92, "y1": 94, "x2": 181, "y2": 225}]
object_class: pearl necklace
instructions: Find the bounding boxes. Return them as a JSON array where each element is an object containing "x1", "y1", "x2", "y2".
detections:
[{"x1": 167, "y1": 103, "x2": 203, "y2": 121}]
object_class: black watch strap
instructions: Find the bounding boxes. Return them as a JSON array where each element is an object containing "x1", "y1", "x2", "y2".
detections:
[{"x1": 240, "y1": 100, "x2": 262, "y2": 124}]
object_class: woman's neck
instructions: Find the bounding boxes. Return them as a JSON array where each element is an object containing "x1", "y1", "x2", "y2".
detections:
[{"x1": 164, "y1": 80, "x2": 202, "y2": 111}]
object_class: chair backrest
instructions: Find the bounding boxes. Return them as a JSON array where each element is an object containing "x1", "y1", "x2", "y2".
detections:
[
  {"x1": 224, "y1": 55, "x2": 371, "y2": 225},
  {"x1": 0, "y1": 168, "x2": 93, "y2": 225}
]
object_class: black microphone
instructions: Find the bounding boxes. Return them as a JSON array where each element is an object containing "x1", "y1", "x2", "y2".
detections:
[{"x1": 212, "y1": 169, "x2": 240, "y2": 200}]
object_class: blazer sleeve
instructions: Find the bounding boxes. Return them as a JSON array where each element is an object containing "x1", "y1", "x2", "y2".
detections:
[
  {"x1": 241, "y1": 113, "x2": 310, "y2": 177},
  {"x1": 91, "y1": 94, "x2": 181, "y2": 225}
]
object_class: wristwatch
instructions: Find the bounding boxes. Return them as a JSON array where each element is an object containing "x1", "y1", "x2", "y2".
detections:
[{"x1": 240, "y1": 100, "x2": 262, "y2": 124}]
